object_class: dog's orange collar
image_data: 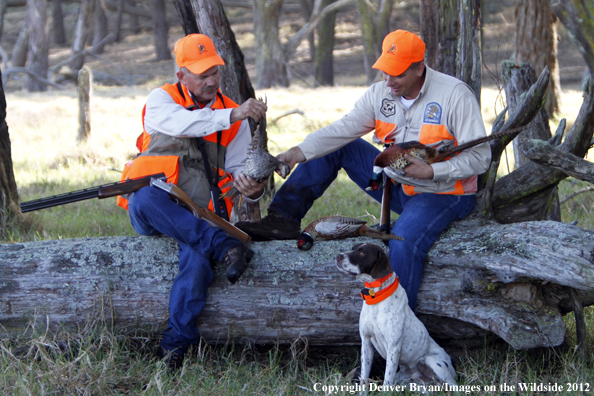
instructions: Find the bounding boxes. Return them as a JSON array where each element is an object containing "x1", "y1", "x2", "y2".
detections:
[{"x1": 361, "y1": 273, "x2": 399, "y2": 305}]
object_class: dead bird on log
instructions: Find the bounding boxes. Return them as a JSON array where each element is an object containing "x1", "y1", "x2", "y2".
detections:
[
  {"x1": 222, "y1": 106, "x2": 290, "y2": 201},
  {"x1": 367, "y1": 125, "x2": 533, "y2": 190},
  {"x1": 297, "y1": 216, "x2": 403, "y2": 251}
]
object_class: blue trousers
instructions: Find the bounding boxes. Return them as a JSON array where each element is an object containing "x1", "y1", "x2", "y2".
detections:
[
  {"x1": 128, "y1": 186, "x2": 242, "y2": 354},
  {"x1": 269, "y1": 139, "x2": 475, "y2": 310}
]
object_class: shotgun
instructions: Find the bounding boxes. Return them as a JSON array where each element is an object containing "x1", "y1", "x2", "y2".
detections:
[
  {"x1": 150, "y1": 178, "x2": 251, "y2": 245},
  {"x1": 20, "y1": 173, "x2": 167, "y2": 213}
]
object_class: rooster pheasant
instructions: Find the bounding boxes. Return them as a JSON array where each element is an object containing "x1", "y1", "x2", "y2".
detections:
[
  {"x1": 297, "y1": 216, "x2": 403, "y2": 251},
  {"x1": 222, "y1": 104, "x2": 290, "y2": 201},
  {"x1": 368, "y1": 125, "x2": 532, "y2": 190}
]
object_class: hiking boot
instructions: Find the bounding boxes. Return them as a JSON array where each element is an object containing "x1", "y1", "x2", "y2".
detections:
[
  {"x1": 223, "y1": 245, "x2": 255, "y2": 284},
  {"x1": 157, "y1": 345, "x2": 185, "y2": 371},
  {"x1": 235, "y1": 211, "x2": 301, "y2": 241}
]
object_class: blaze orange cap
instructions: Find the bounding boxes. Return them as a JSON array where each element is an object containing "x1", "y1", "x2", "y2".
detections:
[
  {"x1": 372, "y1": 30, "x2": 425, "y2": 76},
  {"x1": 174, "y1": 34, "x2": 225, "y2": 75}
]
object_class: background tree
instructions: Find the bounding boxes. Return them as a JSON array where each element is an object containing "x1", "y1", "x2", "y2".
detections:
[
  {"x1": 92, "y1": 0, "x2": 109, "y2": 54},
  {"x1": 69, "y1": 0, "x2": 92, "y2": 71},
  {"x1": 0, "y1": 71, "x2": 19, "y2": 239},
  {"x1": 514, "y1": 0, "x2": 561, "y2": 117},
  {"x1": 357, "y1": 0, "x2": 393, "y2": 85},
  {"x1": 151, "y1": 0, "x2": 171, "y2": 60},
  {"x1": 420, "y1": 0, "x2": 481, "y2": 103},
  {"x1": 314, "y1": 0, "x2": 337, "y2": 86},
  {"x1": 25, "y1": 0, "x2": 49, "y2": 91},
  {"x1": 253, "y1": 0, "x2": 288, "y2": 88},
  {"x1": 51, "y1": 0, "x2": 66, "y2": 46}
]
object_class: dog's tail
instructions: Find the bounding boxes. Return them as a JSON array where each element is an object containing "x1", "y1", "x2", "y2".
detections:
[{"x1": 359, "y1": 226, "x2": 403, "y2": 241}]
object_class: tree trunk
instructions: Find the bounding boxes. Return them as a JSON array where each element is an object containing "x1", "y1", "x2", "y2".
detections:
[
  {"x1": 357, "y1": 0, "x2": 375, "y2": 84},
  {"x1": 299, "y1": 0, "x2": 316, "y2": 61},
  {"x1": 0, "y1": 0, "x2": 8, "y2": 42},
  {"x1": 69, "y1": 0, "x2": 92, "y2": 71},
  {"x1": 0, "y1": 70, "x2": 19, "y2": 241},
  {"x1": 10, "y1": 22, "x2": 28, "y2": 67},
  {"x1": 1, "y1": 219, "x2": 592, "y2": 350},
  {"x1": 77, "y1": 66, "x2": 92, "y2": 143},
  {"x1": 457, "y1": 0, "x2": 481, "y2": 103},
  {"x1": 25, "y1": 0, "x2": 48, "y2": 92},
  {"x1": 127, "y1": 0, "x2": 140, "y2": 34},
  {"x1": 420, "y1": 0, "x2": 481, "y2": 103},
  {"x1": 151, "y1": 0, "x2": 171, "y2": 61},
  {"x1": 314, "y1": 0, "x2": 336, "y2": 86},
  {"x1": 51, "y1": 0, "x2": 66, "y2": 46},
  {"x1": 114, "y1": 0, "x2": 125, "y2": 42},
  {"x1": 515, "y1": 0, "x2": 562, "y2": 117},
  {"x1": 253, "y1": 0, "x2": 289, "y2": 88},
  {"x1": 92, "y1": 0, "x2": 109, "y2": 54},
  {"x1": 420, "y1": 0, "x2": 457, "y2": 77},
  {"x1": 171, "y1": 0, "x2": 199, "y2": 35}
]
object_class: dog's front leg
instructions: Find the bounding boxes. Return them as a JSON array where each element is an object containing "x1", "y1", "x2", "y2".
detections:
[
  {"x1": 359, "y1": 336, "x2": 374, "y2": 393},
  {"x1": 384, "y1": 344, "x2": 402, "y2": 385}
]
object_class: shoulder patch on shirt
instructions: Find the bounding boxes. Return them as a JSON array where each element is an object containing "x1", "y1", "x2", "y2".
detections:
[
  {"x1": 424, "y1": 102, "x2": 442, "y2": 124},
  {"x1": 380, "y1": 99, "x2": 396, "y2": 117}
]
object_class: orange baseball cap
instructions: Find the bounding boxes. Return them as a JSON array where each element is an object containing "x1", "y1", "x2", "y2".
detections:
[
  {"x1": 174, "y1": 34, "x2": 225, "y2": 75},
  {"x1": 372, "y1": 30, "x2": 425, "y2": 76}
]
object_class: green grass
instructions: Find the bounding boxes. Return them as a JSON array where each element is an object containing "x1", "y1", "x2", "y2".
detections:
[{"x1": 2, "y1": 85, "x2": 593, "y2": 394}]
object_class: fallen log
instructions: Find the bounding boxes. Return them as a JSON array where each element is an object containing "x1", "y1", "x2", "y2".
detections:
[{"x1": 0, "y1": 217, "x2": 593, "y2": 350}]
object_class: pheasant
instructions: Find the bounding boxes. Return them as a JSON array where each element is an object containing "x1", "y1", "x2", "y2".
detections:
[
  {"x1": 368, "y1": 125, "x2": 533, "y2": 191},
  {"x1": 222, "y1": 106, "x2": 290, "y2": 201},
  {"x1": 297, "y1": 216, "x2": 403, "y2": 251}
]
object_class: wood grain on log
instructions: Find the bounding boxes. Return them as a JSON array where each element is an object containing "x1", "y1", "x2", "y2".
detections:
[{"x1": 1, "y1": 218, "x2": 593, "y2": 350}]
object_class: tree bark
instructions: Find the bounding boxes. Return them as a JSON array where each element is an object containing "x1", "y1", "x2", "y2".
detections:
[
  {"x1": 77, "y1": 66, "x2": 92, "y2": 143},
  {"x1": 171, "y1": 0, "x2": 199, "y2": 35},
  {"x1": 51, "y1": 0, "x2": 66, "y2": 46},
  {"x1": 69, "y1": 0, "x2": 92, "y2": 71},
  {"x1": 314, "y1": 0, "x2": 336, "y2": 86},
  {"x1": 299, "y1": 0, "x2": 316, "y2": 61},
  {"x1": 420, "y1": 0, "x2": 458, "y2": 77},
  {"x1": 151, "y1": 0, "x2": 171, "y2": 61},
  {"x1": 420, "y1": 0, "x2": 481, "y2": 103},
  {"x1": 1, "y1": 219, "x2": 592, "y2": 349},
  {"x1": 10, "y1": 22, "x2": 28, "y2": 68},
  {"x1": 92, "y1": 0, "x2": 109, "y2": 54},
  {"x1": 515, "y1": 0, "x2": 562, "y2": 117},
  {"x1": 25, "y1": 0, "x2": 48, "y2": 92},
  {"x1": 357, "y1": 0, "x2": 393, "y2": 85},
  {"x1": 0, "y1": 0, "x2": 8, "y2": 42},
  {"x1": 0, "y1": 70, "x2": 19, "y2": 240},
  {"x1": 253, "y1": 0, "x2": 289, "y2": 88}
]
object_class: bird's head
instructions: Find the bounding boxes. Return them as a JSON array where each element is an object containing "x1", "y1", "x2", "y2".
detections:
[
  {"x1": 277, "y1": 161, "x2": 291, "y2": 178},
  {"x1": 297, "y1": 232, "x2": 314, "y2": 251}
]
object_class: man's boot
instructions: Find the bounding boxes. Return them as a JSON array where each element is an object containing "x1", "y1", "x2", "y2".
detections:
[
  {"x1": 223, "y1": 245, "x2": 254, "y2": 284},
  {"x1": 235, "y1": 211, "x2": 301, "y2": 241}
]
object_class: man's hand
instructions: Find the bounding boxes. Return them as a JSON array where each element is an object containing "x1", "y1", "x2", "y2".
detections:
[
  {"x1": 276, "y1": 147, "x2": 306, "y2": 174},
  {"x1": 230, "y1": 98, "x2": 267, "y2": 124},
  {"x1": 233, "y1": 173, "x2": 267, "y2": 200},
  {"x1": 402, "y1": 154, "x2": 434, "y2": 179}
]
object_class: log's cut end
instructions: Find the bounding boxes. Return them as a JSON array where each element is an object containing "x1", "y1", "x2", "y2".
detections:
[{"x1": 1, "y1": 217, "x2": 593, "y2": 350}]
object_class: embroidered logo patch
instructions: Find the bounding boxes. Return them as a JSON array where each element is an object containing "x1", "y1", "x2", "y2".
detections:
[
  {"x1": 198, "y1": 44, "x2": 206, "y2": 54},
  {"x1": 380, "y1": 99, "x2": 396, "y2": 117},
  {"x1": 424, "y1": 102, "x2": 442, "y2": 124}
]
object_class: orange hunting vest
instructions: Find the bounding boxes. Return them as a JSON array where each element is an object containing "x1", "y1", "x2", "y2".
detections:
[{"x1": 117, "y1": 82, "x2": 242, "y2": 213}]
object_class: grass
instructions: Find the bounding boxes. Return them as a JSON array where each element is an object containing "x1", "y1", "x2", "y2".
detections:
[{"x1": 2, "y1": 83, "x2": 593, "y2": 394}]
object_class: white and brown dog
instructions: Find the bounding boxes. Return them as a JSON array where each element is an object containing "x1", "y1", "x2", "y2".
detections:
[{"x1": 336, "y1": 243, "x2": 457, "y2": 387}]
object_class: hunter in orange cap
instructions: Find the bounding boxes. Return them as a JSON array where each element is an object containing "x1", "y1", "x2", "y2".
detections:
[
  {"x1": 372, "y1": 30, "x2": 426, "y2": 77},
  {"x1": 174, "y1": 34, "x2": 225, "y2": 75}
]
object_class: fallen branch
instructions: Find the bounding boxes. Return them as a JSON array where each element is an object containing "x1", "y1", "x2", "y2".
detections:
[
  {"x1": 560, "y1": 186, "x2": 594, "y2": 204},
  {"x1": 1, "y1": 67, "x2": 67, "y2": 89},
  {"x1": 271, "y1": 109, "x2": 305, "y2": 124}
]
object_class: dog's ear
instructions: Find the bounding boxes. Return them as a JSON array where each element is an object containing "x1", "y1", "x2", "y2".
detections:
[{"x1": 370, "y1": 248, "x2": 393, "y2": 279}]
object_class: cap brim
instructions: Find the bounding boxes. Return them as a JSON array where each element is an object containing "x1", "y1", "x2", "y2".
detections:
[
  {"x1": 184, "y1": 54, "x2": 225, "y2": 75},
  {"x1": 372, "y1": 54, "x2": 411, "y2": 77}
]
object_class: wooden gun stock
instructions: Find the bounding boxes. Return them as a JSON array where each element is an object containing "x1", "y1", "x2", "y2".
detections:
[
  {"x1": 150, "y1": 179, "x2": 251, "y2": 245},
  {"x1": 379, "y1": 173, "x2": 391, "y2": 234}
]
